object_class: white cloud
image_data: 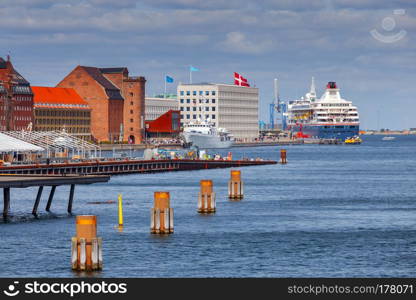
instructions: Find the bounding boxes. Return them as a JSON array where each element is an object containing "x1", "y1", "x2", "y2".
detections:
[{"x1": 218, "y1": 32, "x2": 275, "y2": 55}]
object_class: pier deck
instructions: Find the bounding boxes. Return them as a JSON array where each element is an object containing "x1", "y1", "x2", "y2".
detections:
[
  {"x1": 0, "y1": 174, "x2": 110, "y2": 220},
  {"x1": 0, "y1": 159, "x2": 277, "y2": 176}
]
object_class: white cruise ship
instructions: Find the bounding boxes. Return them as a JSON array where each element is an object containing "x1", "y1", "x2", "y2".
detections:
[
  {"x1": 285, "y1": 78, "x2": 360, "y2": 140},
  {"x1": 182, "y1": 120, "x2": 234, "y2": 149}
]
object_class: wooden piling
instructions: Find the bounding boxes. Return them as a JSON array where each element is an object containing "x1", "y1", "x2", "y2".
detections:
[
  {"x1": 228, "y1": 170, "x2": 244, "y2": 200},
  {"x1": 151, "y1": 192, "x2": 173, "y2": 234},
  {"x1": 198, "y1": 180, "x2": 216, "y2": 213},
  {"x1": 71, "y1": 215, "x2": 102, "y2": 271}
]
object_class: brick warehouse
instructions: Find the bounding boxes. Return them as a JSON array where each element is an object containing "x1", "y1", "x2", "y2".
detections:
[
  {"x1": 0, "y1": 56, "x2": 34, "y2": 131},
  {"x1": 57, "y1": 66, "x2": 145, "y2": 144}
]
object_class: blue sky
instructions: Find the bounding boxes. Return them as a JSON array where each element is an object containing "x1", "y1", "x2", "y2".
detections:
[{"x1": 1, "y1": 0, "x2": 415, "y2": 130}]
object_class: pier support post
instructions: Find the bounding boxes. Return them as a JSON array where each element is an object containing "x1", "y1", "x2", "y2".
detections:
[
  {"x1": 280, "y1": 149, "x2": 287, "y2": 164},
  {"x1": 228, "y1": 170, "x2": 244, "y2": 200},
  {"x1": 45, "y1": 186, "x2": 56, "y2": 212},
  {"x1": 67, "y1": 184, "x2": 75, "y2": 214},
  {"x1": 32, "y1": 186, "x2": 44, "y2": 217},
  {"x1": 3, "y1": 187, "x2": 10, "y2": 220},
  {"x1": 71, "y1": 215, "x2": 102, "y2": 271},
  {"x1": 198, "y1": 180, "x2": 216, "y2": 213},
  {"x1": 151, "y1": 192, "x2": 173, "y2": 234}
]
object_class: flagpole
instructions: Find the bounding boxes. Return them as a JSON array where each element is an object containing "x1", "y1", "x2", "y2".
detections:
[
  {"x1": 190, "y1": 67, "x2": 192, "y2": 84},
  {"x1": 164, "y1": 75, "x2": 167, "y2": 99}
]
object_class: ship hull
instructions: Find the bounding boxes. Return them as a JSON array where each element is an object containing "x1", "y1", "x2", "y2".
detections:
[
  {"x1": 183, "y1": 132, "x2": 233, "y2": 149},
  {"x1": 287, "y1": 124, "x2": 359, "y2": 140}
]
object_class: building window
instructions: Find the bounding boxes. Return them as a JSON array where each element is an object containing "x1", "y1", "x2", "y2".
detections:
[
  {"x1": 130, "y1": 110, "x2": 133, "y2": 114},
  {"x1": 130, "y1": 119, "x2": 133, "y2": 122},
  {"x1": 130, "y1": 127, "x2": 133, "y2": 131},
  {"x1": 186, "y1": 91, "x2": 190, "y2": 96},
  {"x1": 130, "y1": 92, "x2": 134, "y2": 97},
  {"x1": 212, "y1": 107, "x2": 216, "y2": 111},
  {"x1": 180, "y1": 115, "x2": 183, "y2": 119},
  {"x1": 130, "y1": 101, "x2": 134, "y2": 105},
  {"x1": 192, "y1": 91, "x2": 197, "y2": 96},
  {"x1": 212, "y1": 114, "x2": 216, "y2": 119},
  {"x1": 193, "y1": 115, "x2": 196, "y2": 119},
  {"x1": 186, "y1": 99, "x2": 190, "y2": 104},
  {"x1": 186, "y1": 114, "x2": 190, "y2": 119},
  {"x1": 205, "y1": 107, "x2": 209, "y2": 111},
  {"x1": 180, "y1": 107, "x2": 184, "y2": 111},
  {"x1": 205, "y1": 91, "x2": 209, "y2": 96},
  {"x1": 186, "y1": 107, "x2": 190, "y2": 111},
  {"x1": 212, "y1": 99, "x2": 216, "y2": 103},
  {"x1": 180, "y1": 91, "x2": 184, "y2": 96},
  {"x1": 180, "y1": 99, "x2": 184, "y2": 103},
  {"x1": 212, "y1": 91, "x2": 216, "y2": 95},
  {"x1": 193, "y1": 107, "x2": 196, "y2": 111},
  {"x1": 199, "y1": 91, "x2": 203, "y2": 95}
]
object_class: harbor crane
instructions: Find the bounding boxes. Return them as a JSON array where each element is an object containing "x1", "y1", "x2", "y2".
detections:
[{"x1": 269, "y1": 78, "x2": 281, "y2": 129}]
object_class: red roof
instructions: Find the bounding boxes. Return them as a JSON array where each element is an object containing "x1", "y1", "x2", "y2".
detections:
[{"x1": 32, "y1": 86, "x2": 90, "y2": 109}]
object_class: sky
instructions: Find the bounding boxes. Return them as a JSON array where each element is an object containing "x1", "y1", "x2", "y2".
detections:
[{"x1": 1, "y1": 0, "x2": 415, "y2": 130}]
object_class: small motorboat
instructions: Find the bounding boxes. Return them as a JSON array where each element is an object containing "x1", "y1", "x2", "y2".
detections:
[
  {"x1": 382, "y1": 136, "x2": 396, "y2": 141},
  {"x1": 345, "y1": 136, "x2": 362, "y2": 144}
]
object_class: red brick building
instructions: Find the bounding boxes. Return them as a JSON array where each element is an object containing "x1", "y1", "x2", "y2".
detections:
[
  {"x1": 0, "y1": 56, "x2": 34, "y2": 131},
  {"x1": 57, "y1": 66, "x2": 145, "y2": 144}
]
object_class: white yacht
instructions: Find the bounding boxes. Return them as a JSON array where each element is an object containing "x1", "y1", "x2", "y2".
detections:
[{"x1": 183, "y1": 120, "x2": 234, "y2": 149}]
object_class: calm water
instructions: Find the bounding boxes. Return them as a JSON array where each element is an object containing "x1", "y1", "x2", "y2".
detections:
[{"x1": 1, "y1": 135, "x2": 416, "y2": 277}]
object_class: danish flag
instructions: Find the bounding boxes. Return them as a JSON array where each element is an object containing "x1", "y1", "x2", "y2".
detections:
[{"x1": 234, "y1": 72, "x2": 250, "y2": 87}]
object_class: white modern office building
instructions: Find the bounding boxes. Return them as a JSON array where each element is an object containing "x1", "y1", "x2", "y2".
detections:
[
  {"x1": 177, "y1": 83, "x2": 259, "y2": 141},
  {"x1": 145, "y1": 95, "x2": 179, "y2": 121}
]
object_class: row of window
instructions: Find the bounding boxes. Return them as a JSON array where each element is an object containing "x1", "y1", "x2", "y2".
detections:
[
  {"x1": 35, "y1": 110, "x2": 91, "y2": 117},
  {"x1": 180, "y1": 114, "x2": 216, "y2": 120},
  {"x1": 179, "y1": 90, "x2": 216, "y2": 96},
  {"x1": 13, "y1": 106, "x2": 32, "y2": 111},
  {"x1": 1, "y1": 95, "x2": 32, "y2": 101},
  {"x1": 0, "y1": 105, "x2": 32, "y2": 111},
  {"x1": 36, "y1": 118, "x2": 90, "y2": 125},
  {"x1": 14, "y1": 116, "x2": 31, "y2": 121},
  {"x1": 36, "y1": 126, "x2": 90, "y2": 133},
  {"x1": 318, "y1": 103, "x2": 350, "y2": 107},
  {"x1": 180, "y1": 99, "x2": 216, "y2": 104},
  {"x1": 180, "y1": 107, "x2": 216, "y2": 112},
  {"x1": 0, "y1": 125, "x2": 28, "y2": 131}
]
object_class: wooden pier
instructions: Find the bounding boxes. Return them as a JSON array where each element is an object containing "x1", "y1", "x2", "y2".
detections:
[
  {"x1": 0, "y1": 174, "x2": 110, "y2": 220},
  {"x1": 0, "y1": 159, "x2": 277, "y2": 176}
]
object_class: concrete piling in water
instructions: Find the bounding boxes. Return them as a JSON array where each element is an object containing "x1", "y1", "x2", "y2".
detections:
[
  {"x1": 198, "y1": 180, "x2": 216, "y2": 213},
  {"x1": 71, "y1": 215, "x2": 102, "y2": 271},
  {"x1": 280, "y1": 149, "x2": 287, "y2": 164},
  {"x1": 150, "y1": 192, "x2": 174, "y2": 234},
  {"x1": 228, "y1": 170, "x2": 244, "y2": 200}
]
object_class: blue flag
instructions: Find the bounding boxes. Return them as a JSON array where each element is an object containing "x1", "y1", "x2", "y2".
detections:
[
  {"x1": 165, "y1": 75, "x2": 174, "y2": 83},
  {"x1": 190, "y1": 66, "x2": 199, "y2": 72}
]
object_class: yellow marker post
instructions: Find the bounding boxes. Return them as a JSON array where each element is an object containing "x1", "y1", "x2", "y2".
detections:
[{"x1": 118, "y1": 194, "x2": 123, "y2": 228}]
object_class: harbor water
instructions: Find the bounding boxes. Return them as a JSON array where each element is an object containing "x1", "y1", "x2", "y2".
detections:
[{"x1": 1, "y1": 135, "x2": 416, "y2": 277}]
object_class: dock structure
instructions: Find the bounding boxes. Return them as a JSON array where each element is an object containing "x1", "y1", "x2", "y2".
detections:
[
  {"x1": 0, "y1": 174, "x2": 110, "y2": 220},
  {"x1": 0, "y1": 159, "x2": 277, "y2": 176}
]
